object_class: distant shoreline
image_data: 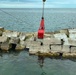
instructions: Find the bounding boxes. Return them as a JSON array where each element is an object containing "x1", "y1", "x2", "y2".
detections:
[{"x1": 0, "y1": 8, "x2": 76, "y2": 9}]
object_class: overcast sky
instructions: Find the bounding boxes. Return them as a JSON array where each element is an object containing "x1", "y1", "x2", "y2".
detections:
[{"x1": 0, "y1": 0, "x2": 76, "y2": 8}]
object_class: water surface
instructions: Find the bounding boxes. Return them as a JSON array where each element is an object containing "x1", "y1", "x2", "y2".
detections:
[{"x1": 0, "y1": 8, "x2": 76, "y2": 75}]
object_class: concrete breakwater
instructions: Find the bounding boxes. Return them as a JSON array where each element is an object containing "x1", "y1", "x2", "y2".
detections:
[
  {"x1": 0, "y1": 27, "x2": 33, "y2": 52},
  {"x1": 27, "y1": 28, "x2": 76, "y2": 58},
  {"x1": 1, "y1": 27, "x2": 76, "y2": 59}
]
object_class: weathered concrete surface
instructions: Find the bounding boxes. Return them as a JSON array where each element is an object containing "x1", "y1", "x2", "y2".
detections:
[
  {"x1": 44, "y1": 33, "x2": 54, "y2": 38},
  {"x1": 15, "y1": 44, "x2": 25, "y2": 50},
  {"x1": 0, "y1": 31, "x2": 3, "y2": 36},
  {"x1": 26, "y1": 41, "x2": 40, "y2": 48},
  {"x1": 51, "y1": 45, "x2": 62, "y2": 52},
  {"x1": 19, "y1": 32, "x2": 26, "y2": 41},
  {"x1": 1, "y1": 42, "x2": 11, "y2": 51},
  {"x1": 0, "y1": 27, "x2": 4, "y2": 36},
  {"x1": 2, "y1": 31, "x2": 20, "y2": 37},
  {"x1": 54, "y1": 33, "x2": 67, "y2": 39},
  {"x1": 28, "y1": 38, "x2": 61, "y2": 54},
  {"x1": 20, "y1": 41, "x2": 26, "y2": 48},
  {"x1": 69, "y1": 29, "x2": 76, "y2": 34},
  {"x1": 9, "y1": 37, "x2": 20, "y2": 44},
  {"x1": 1, "y1": 27, "x2": 76, "y2": 59},
  {"x1": 0, "y1": 36, "x2": 8, "y2": 42},
  {"x1": 26, "y1": 40, "x2": 49, "y2": 54},
  {"x1": 0, "y1": 27, "x2": 4, "y2": 31},
  {"x1": 54, "y1": 33, "x2": 69, "y2": 45},
  {"x1": 60, "y1": 29, "x2": 69, "y2": 37},
  {"x1": 43, "y1": 38, "x2": 61, "y2": 45},
  {"x1": 62, "y1": 45, "x2": 70, "y2": 53},
  {"x1": 68, "y1": 39, "x2": 76, "y2": 46},
  {"x1": 70, "y1": 46, "x2": 76, "y2": 53},
  {"x1": 63, "y1": 53, "x2": 76, "y2": 58},
  {"x1": 29, "y1": 45, "x2": 50, "y2": 54},
  {"x1": 69, "y1": 33, "x2": 76, "y2": 39}
]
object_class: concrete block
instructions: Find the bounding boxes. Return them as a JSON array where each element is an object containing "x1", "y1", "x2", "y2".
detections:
[
  {"x1": 44, "y1": 33, "x2": 54, "y2": 38},
  {"x1": 70, "y1": 47, "x2": 76, "y2": 53},
  {"x1": 20, "y1": 41, "x2": 26, "y2": 48},
  {"x1": 0, "y1": 31, "x2": 3, "y2": 36},
  {"x1": 69, "y1": 33, "x2": 76, "y2": 39},
  {"x1": 60, "y1": 29, "x2": 69, "y2": 37},
  {"x1": 69, "y1": 29, "x2": 76, "y2": 34},
  {"x1": 62, "y1": 45, "x2": 70, "y2": 53},
  {"x1": 40, "y1": 45, "x2": 50, "y2": 53},
  {"x1": 29, "y1": 49, "x2": 38, "y2": 54},
  {"x1": 51, "y1": 45, "x2": 62, "y2": 52},
  {"x1": 30, "y1": 46, "x2": 40, "y2": 51},
  {"x1": 15, "y1": 44, "x2": 25, "y2": 50},
  {"x1": 0, "y1": 36, "x2": 8, "y2": 42},
  {"x1": 54, "y1": 33, "x2": 69, "y2": 45},
  {"x1": 25, "y1": 41, "x2": 40, "y2": 48},
  {"x1": 19, "y1": 32, "x2": 26, "y2": 41},
  {"x1": 2, "y1": 31, "x2": 12, "y2": 37},
  {"x1": 64, "y1": 38, "x2": 70, "y2": 45},
  {"x1": 0, "y1": 27, "x2": 4, "y2": 31},
  {"x1": 3, "y1": 31, "x2": 20, "y2": 37},
  {"x1": 43, "y1": 38, "x2": 61, "y2": 45},
  {"x1": 54, "y1": 33, "x2": 67, "y2": 39},
  {"x1": 9, "y1": 37, "x2": 20, "y2": 44},
  {"x1": 1, "y1": 42, "x2": 11, "y2": 51},
  {"x1": 20, "y1": 41, "x2": 25, "y2": 45},
  {"x1": 29, "y1": 45, "x2": 50, "y2": 54},
  {"x1": 68, "y1": 39, "x2": 76, "y2": 46}
]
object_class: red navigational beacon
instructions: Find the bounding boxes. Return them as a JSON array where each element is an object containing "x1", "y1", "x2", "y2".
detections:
[{"x1": 38, "y1": 17, "x2": 45, "y2": 39}]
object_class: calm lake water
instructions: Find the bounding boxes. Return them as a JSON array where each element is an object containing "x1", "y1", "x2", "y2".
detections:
[{"x1": 0, "y1": 8, "x2": 76, "y2": 75}]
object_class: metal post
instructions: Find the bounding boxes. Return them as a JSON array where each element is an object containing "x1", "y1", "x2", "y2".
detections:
[
  {"x1": 42, "y1": 0, "x2": 46, "y2": 19},
  {"x1": 42, "y1": 2, "x2": 45, "y2": 19}
]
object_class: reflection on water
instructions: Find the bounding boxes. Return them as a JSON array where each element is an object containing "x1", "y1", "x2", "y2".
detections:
[
  {"x1": 38, "y1": 55, "x2": 44, "y2": 68},
  {"x1": 38, "y1": 56, "x2": 46, "y2": 75},
  {"x1": 0, "y1": 51, "x2": 76, "y2": 75}
]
